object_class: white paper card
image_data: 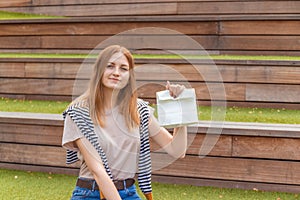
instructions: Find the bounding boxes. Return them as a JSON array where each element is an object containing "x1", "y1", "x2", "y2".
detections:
[{"x1": 156, "y1": 88, "x2": 198, "y2": 128}]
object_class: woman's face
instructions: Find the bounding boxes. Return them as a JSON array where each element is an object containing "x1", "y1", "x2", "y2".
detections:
[{"x1": 102, "y1": 52, "x2": 130, "y2": 91}]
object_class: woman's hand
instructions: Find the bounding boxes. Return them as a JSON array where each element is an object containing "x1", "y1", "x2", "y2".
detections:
[{"x1": 166, "y1": 81, "x2": 186, "y2": 98}]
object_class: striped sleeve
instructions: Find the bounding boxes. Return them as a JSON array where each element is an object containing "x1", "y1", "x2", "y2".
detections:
[{"x1": 137, "y1": 99, "x2": 153, "y2": 194}]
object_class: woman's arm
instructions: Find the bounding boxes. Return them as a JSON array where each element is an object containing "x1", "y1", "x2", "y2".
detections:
[
  {"x1": 150, "y1": 81, "x2": 188, "y2": 158},
  {"x1": 75, "y1": 138, "x2": 121, "y2": 200},
  {"x1": 150, "y1": 118, "x2": 187, "y2": 158}
]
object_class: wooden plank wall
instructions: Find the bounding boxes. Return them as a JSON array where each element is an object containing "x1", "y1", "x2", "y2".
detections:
[
  {"x1": 0, "y1": 1, "x2": 299, "y2": 17},
  {"x1": 0, "y1": 58, "x2": 300, "y2": 109},
  {"x1": 0, "y1": 1, "x2": 299, "y2": 55},
  {"x1": 1, "y1": 112, "x2": 300, "y2": 193}
]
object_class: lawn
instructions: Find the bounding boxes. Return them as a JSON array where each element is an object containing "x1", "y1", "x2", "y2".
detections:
[
  {"x1": 0, "y1": 169, "x2": 298, "y2": 200},
  {"x1": 0, "y1": 10, "x2": 63, "y2": 20},
  {"x1": 0, "y1": 97, "x2": 299, "y2": 124},
  {"x1": 0, "y1": 97, "x2": 69, "y2": 114},
  {"x1": 0, "y1": 52, "x2": 300, "y2": 61}
]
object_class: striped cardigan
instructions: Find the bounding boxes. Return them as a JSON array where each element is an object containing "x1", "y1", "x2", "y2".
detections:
[{"x1": 63, "y1": 99, "x2": 152, "y2": 195}]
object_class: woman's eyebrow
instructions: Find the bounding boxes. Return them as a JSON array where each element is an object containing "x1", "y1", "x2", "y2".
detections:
[
  {"x1": 108, "y1": 61, "x2": 128, "y2": 66},
  {"x1": 108, "y1": 60, "x2": 129, "y2": 68}
]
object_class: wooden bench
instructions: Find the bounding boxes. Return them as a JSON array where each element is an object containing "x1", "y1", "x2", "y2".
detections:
[
  {"x1": 1, "y1": 112, "x2": 300, "y2": 193},
  {"x1": 0, "y1": 1, "x2": 299, "y2": 55},
  {"x1": 0, "y1": 58, "x2": 299, "y2": 109}
]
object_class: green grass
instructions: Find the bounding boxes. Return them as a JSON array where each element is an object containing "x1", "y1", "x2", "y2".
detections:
[
  {"x1": 0, "y1": 169, "x2": 76, "y2": 200},
  {"x1": 0, "y1": 97, "x2": 69, "y2": 114},
  {"x1": 0, "y1": 11, "x2": 64, "y2": 20},
  {"x1": 0, "y1": 52, "x2": 87, "y2": 59},
  {"x1": 0, "y1": 52, "x2": 300, "y2": 61},
  {"x1": 0, "y1": 169, "x2": 298, "y2": 200},
  {"x1": 134, "y1": 54, "x2": 300, "y2": 61},
  {"x1": 199, "y1": 106, "x2": 300, "y2": 124},
  {"x1": 212, "y1": 54, "x2": 300, "y2": 61},
  {"x1": 0, "y1": 97, "x2": 299, "y2": 124}
]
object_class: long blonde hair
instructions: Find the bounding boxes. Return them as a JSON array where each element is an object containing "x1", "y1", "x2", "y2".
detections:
[{"x1": 73, "y1": 45, "x2": 139, "y2": 129}]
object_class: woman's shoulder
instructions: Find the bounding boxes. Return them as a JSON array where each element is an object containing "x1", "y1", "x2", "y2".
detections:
[
  {"x1": 63, "y1": 99, "x2": 89, "y2": 116},
  {"x1": 71, "y1": 100, "x2": 88, "y2": 109}
]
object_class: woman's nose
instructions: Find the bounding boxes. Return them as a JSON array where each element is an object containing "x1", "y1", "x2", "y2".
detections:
[{"x1": 112, "y1": 67, "x2": 120, "y2": 76}]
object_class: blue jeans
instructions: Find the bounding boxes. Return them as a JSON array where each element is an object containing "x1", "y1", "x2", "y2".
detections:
[{"x1": 70, "y1": 179, "x2": 141, "y2": 200}]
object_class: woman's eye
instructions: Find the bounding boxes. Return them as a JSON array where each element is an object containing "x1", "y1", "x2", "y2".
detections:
[
  {"x1": 121, "y1": 67, "x2": 129, "y2": 71},
  {"x1": 107, "y1": 64, "x2": 114, "y2": 69}
]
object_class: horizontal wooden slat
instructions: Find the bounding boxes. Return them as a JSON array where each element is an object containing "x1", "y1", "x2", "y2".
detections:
[
  {"x1": 219, "y1": 36, "x2": 300, "y2": 50},
  {"x1": 189, "y1": 121, "x2": 300, "y2": 138},
  {"x1": 0, "y1": 78, "x2": 76, "y2": 95},
  {"x1": 151, "y1": 134, "x2": 232, "y2": 157},
  {"x1": 136, "y1": 63, "x2": 300, "y2": 84},
  {"x1": 137, "y1": 81, "x2": 244, "y2": 101},
  {"x1": 178, "y1": 1, "x2": 300, "y2": 15},
  {"x1": 2, "y1": 1, "x2": 300, "y2": 17},
  {"x1": 152, "y1": 154, "x2": 300, "y2": 185},
  {"x1": 246, "y1": 84, "x2": 300, "y2": 103},
  {"x1": 0, "y1": 62, "x2": 25, "y2": 77},
  {"x1": 220, "y1": 21, "x2": 300, "y2": 35},
  {"x1": 0, "y1": 123, "x2": 62, "y2": 146},
  {"x1": 24, "y1": 62, "x2": 81, "y2": 79},
  {"x1": 40, "y1": 35, "x2": 218, "y2": 50},
  {"x1": 4, "y1": 48, "x2": 299, "y2": 57},
  {"x1": 235, "y1": 65, "x2": 300, "y2": 84},
  {"x1": 0, "y1": 0, "x2": 30, "y2": 7},
  {"x1": 0, "y1": 143, "x2": 79, "y2": 168},
  {"x1": 0, "y1": 14, "x2": 299, "y2": 24},
  {"x1": 232, "y1": 136, "x2": 300, "y2": 160},
  {"x1": 2, "y1": 2, "x2": 178, "y2": 17},
  {"x1": 30, "y1": 0, "x2": 236, "y2": 7},
  {"x1": 0, "y1": 36, "x2": 41, "y2": 48},
  {"x1": 152, "y1": 175, "x2": 300, "y2": 194},
  {"x1": 187, "y1": 134, "x2": 232, "y2": 156},
  {"x1": 193, "y1": 121, "x2": 300, "y2": 138},
  {"x1": 219, "y1": 50, "x2": 300, "y2": 56},
  {"x1": 135, "y1": 63, "x2": 227, "y2": 82},
  {"x1": 0, "y1": 21, "x2": 218, "y2": 36}
]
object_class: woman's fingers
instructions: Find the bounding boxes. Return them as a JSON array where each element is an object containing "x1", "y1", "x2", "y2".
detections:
[{"x1": 166, "y1": 81, "x2": 185, "y2": 98}]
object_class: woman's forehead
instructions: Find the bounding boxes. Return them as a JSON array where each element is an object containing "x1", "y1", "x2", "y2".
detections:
[{"x1": 108, "y1": 52, "x2": 128, "y2": 64}]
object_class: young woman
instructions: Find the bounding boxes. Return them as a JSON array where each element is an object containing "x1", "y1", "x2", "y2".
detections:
[{"x1": 62, "y1": 45, "x2": 187, "y2": 200}]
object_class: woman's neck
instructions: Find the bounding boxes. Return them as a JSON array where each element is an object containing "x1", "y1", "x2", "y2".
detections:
[{"x1": 103, "y1": 87, "x2": 119, "y2": 109}]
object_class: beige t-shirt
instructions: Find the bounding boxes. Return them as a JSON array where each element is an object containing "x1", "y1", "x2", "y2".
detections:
[{"x1": 62, "y1": 106, "x2": 160, "y2": 180}]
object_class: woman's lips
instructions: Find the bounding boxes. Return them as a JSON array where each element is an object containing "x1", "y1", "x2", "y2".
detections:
[{"x1": 109, "y1": 78, "x2": 120, "y2": 82}]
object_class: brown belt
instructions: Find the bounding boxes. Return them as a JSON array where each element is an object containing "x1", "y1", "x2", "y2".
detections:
[{"x1": 76, "y1": 178, "x2": 135, "y2": 191}]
